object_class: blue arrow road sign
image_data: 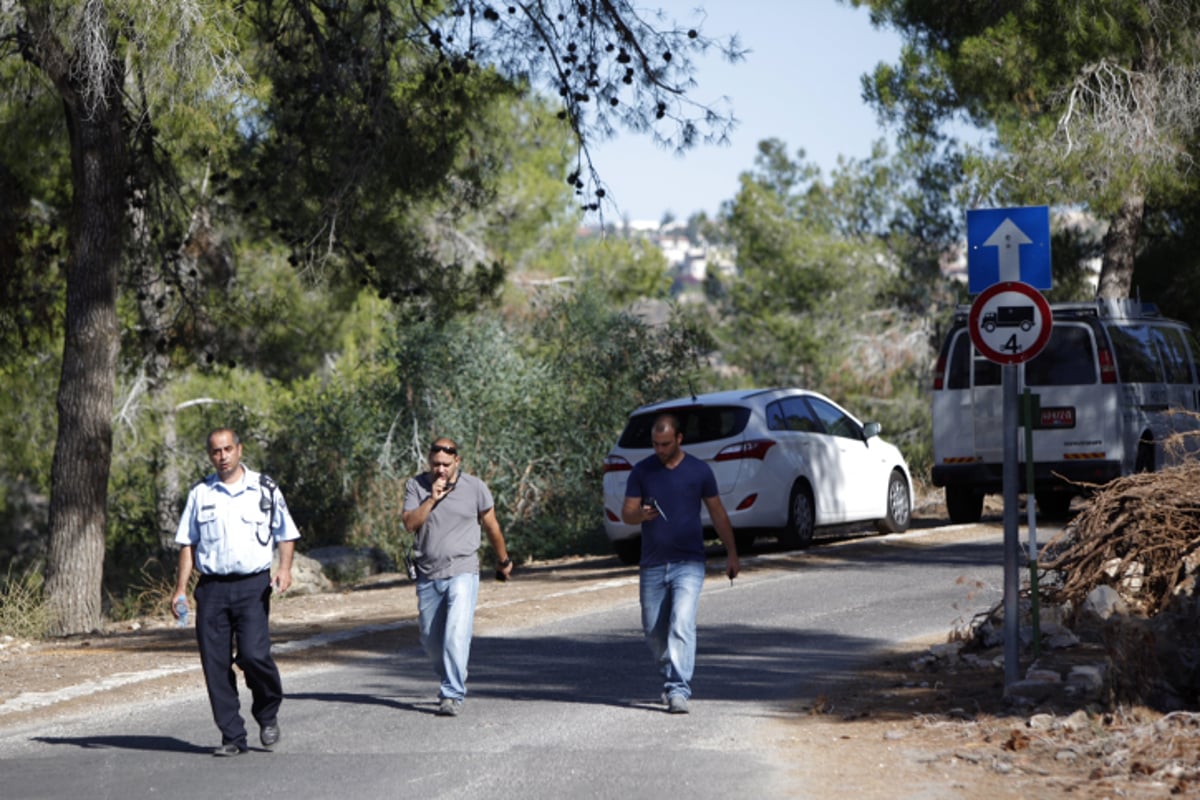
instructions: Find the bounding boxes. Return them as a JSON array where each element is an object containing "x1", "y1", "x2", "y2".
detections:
[{"x1": 966, "y1": 206, "x2": 1052, "y2": 293}]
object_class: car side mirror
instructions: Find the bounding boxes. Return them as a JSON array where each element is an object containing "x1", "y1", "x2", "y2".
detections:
[{"x1": 863, "y1": 421, "x2": 882, "y2": 440}]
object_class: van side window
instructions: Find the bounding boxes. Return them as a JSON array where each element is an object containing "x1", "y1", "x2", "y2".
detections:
[
  {"x1": 1108, "y1": 325, "x2": 1166, "y2": 383},
  {"x1": 1025, "y1": 324, "x2": 1097, "y2": 386},
  {"x1": 1104, "y1": 326, "x2": 1161, "y2": 386},
  {"x1": 1152, "y1": 326, "x2": 1194, "y2": 384},
  {"x1": 1186, "y1": 330, "x2": 1200, "y2": 383}
]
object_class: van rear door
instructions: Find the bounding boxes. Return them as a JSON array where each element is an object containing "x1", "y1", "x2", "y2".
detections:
[
  {"x1": 1020, "y1": 321, "x2": 1115, "y2": 468},
  {"x1": 932, "y1": 328, "x2": 1003, "y2": 465},
  {"x1": 971, "y1": 345, "x2": 1003, "y2": 463}
]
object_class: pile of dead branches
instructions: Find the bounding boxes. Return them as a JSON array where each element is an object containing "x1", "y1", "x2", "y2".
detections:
[{"x1": 1041, "y1": 462, "x2": 1200, "y2": 617}]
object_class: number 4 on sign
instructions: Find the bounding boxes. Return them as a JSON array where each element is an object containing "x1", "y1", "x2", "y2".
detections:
[{"x1": 1003, "y1": 334, "x2": 1022, "y2": 354}]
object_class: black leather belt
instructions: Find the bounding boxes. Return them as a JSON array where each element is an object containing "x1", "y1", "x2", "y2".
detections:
[{"x1": 198, "y1": 569, "x2": 268, "y2": 583}]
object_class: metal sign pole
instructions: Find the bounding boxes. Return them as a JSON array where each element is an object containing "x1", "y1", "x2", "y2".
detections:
[
  {"x1": 1002, "y1": 364, "x2": 1020, "y2": 690},
  {"x1": 1023, "y1": 389, "x2": 1041, "y2": 659}
]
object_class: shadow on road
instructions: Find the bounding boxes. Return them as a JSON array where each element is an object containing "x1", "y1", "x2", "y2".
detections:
[
  {"x1": 315, "y1": 624, "x2": 922, "y2": 714},
  {"x1": 32, "y1": 734, "x2": 213, "y2": 754}
]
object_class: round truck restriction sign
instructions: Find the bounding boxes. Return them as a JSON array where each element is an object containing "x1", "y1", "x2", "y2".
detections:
[{"x1": 968, "y1": 281, "x2": 1052, "y2": 365}]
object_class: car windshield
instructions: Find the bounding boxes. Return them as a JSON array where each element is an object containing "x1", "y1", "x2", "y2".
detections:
[{"x1": 617, "y1": 405, "x2": 752, "y2": 448}]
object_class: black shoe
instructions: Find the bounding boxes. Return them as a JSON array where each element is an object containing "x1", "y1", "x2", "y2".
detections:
[
  {"x1": 213, "y1": 743, "x2": 248, "y2": 757},
  {"x1": 260, "y1": 723, "x2": 280, "y2": 748}
]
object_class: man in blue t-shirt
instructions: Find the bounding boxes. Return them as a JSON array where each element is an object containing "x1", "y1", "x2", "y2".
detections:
[{"x1": 621, "y1": 413, "x2": 739, "y2": 714}]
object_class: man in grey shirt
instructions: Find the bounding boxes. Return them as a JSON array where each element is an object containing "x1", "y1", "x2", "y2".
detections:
[{"x1": 402, "y1": 437, "x2": 513, "y2": 716}]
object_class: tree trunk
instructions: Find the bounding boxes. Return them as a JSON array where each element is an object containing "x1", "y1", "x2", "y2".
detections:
[
  {"x1": 34, "y1": 19, "x2": 128, "y2": 635},
  {"x1": 1096, "y1": 192, "x2": 1144, "y2": 300}
]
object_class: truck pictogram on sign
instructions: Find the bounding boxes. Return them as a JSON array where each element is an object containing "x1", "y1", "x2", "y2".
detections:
[{"x1": 981, "y1": 305, "x2": 1035, "y2": 332}]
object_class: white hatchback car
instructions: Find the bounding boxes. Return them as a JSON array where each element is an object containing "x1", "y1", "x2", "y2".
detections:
[{"x1": 602, "y1": 387, "x2": 913, "y2": 564}]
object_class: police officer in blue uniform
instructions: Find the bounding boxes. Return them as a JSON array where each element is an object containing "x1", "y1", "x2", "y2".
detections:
[{"x1": 171, "y1": 427, "x2": 300, "y2": 757}]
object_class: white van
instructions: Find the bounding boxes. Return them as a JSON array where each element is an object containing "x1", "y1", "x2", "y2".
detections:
[{"x1": 931, "y1": 299, "x2": 1200, "y2": 523}]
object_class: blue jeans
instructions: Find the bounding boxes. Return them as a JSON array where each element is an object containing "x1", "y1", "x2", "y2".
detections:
[
  {"x1": 639, "y1": 560, "x2": 706, "y2": 700},
  {"x1": 416, "y1": 572, "x2": 479, "y2": 701}
]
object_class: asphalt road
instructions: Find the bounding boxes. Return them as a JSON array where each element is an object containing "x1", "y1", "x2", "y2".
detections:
[{"x1": 0, "y1": 524, "x2": 1021, "y2": 800}]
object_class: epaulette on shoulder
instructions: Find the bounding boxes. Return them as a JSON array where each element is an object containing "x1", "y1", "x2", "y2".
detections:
[{"x1": 260, "y1": 474, "x2": 278, "y2": 492}]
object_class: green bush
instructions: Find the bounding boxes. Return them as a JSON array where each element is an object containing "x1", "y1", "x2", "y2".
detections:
[
  {"x1": 345, "y1": 474, "x2": 412, "y2": 569},
  {"x1": 327, "y1": 287, "x2": 718, "y2": 561}
]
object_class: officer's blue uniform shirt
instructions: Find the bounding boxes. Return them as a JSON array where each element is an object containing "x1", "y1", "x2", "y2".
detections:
[{"x1": 175, "y1": 467, "x2": 301, "y2": 576}]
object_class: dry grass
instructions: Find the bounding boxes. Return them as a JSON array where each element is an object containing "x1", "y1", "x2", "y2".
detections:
[{"x1": 0, "y1": 566, "x2": 51, "y2": 639}]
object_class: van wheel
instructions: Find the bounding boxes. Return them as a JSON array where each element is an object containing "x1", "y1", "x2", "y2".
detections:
[
  {"x1": 778, "y1": 484, "x2": 815, "y2": 549},
  {"x1": 1037, "y1": 494, "x2": 1074, "y2": 521},
  {"x1": 1135, "y1": 439, "x2": 1156, "y2": 473},
  {"x1": 875, "y1": 470, "x2": 911, "y2": 533},
  {"x1": 613, "y1": 537, "x2": 641, "y2": 566},
  {"x1": 945, "y1": 486, "x2": 983, "y2": 524}
]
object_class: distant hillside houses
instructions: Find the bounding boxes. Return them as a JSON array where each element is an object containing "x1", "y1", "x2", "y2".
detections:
[
  {"x1": 585, "y1": 208, "x2": 1106, "y2": 298},
  {"x1": 583, "y1": 219, "x2": 737, "y2": 294}
]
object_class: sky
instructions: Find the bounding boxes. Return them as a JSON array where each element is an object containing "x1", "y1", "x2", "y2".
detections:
[{"x1": 588, "y1": 1, "x2": 905, "y2": 223}]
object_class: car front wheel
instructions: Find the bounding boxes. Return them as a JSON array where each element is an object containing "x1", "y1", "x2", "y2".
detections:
[
  {"x1": 778, "y1": 484, "x2": 815, "y2": 550},
  {"x1": 875, "y1": 470, "x2": 911, "y2": 533}
]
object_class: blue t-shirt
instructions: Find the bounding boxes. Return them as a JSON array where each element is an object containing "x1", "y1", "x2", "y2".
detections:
[{"x1": 625, "y1": 452, "x2": 718, "y2": 566}]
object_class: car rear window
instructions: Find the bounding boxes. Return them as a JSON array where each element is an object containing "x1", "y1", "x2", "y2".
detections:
[{"x1": 618, "y1": 405, "x2": 752, "y2": 448}]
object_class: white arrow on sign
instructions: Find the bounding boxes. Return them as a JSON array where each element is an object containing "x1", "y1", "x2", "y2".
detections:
[{"x1": 983, "y1": 218, "x2": 1033, "y2": 282}]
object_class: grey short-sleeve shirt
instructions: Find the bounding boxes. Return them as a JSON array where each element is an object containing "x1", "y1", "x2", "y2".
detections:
[{"x1": 403, "y1": 472, "x2": 494, "y2": 580}]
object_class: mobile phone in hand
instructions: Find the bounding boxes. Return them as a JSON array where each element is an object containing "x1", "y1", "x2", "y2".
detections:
[{"x1": 647, "y1": 497, "x2": 668, "y2": 522}]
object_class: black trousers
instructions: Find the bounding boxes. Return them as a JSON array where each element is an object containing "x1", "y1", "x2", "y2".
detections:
[{"x1": 194, "y1": 571, "x2": 282, "y2": 746}]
